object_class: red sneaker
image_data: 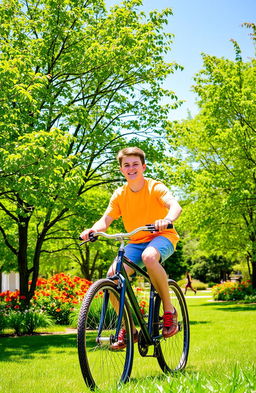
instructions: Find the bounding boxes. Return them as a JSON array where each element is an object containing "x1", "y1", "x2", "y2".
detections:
[
  {"x1": 162, "y1": 309, "x2": 179, "y2": 338},
  {"x1": 110, "y1": 328, "x2": 138, "y2": 350}
]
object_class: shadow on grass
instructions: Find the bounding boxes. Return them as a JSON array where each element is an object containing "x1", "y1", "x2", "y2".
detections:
[
  {"x1": 200, "y1": 302, "x2": 256, "y2": 312},
  {"x1": 0, "y1": 333, "x2": 77, "y2": 363},
  {"x1": 189, "y1": 320, "x2": 209, "y2": 325}
]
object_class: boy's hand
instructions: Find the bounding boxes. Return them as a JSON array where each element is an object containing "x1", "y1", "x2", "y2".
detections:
[
  {"x1": 154, "y1": 219, "x2": 172, "y2": 232},
  {"x1": 80, "y1": 228, "x2": 95, "y2": 241}
]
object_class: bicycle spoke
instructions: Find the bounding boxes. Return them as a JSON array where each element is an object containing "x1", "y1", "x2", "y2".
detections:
[
  {"x1": 154, "y1": 280, "x2": 190, "y2": 372},
  {"x1": 77, "y1": 279, "x2": 134, "y2": 389}
]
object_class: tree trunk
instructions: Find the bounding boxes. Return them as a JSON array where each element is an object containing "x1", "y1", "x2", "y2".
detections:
[
  {"x1": 17, "y1": 216, "x2": 30, "y2": 306},
  {"x1": 250, "y1": 236, "x2": 256, "y2": 289},
  {"x1": 28, "y1": 238, "x2": 44, "y2": 302},
  {"x1": 80, "y1": 244, "x2": 90, "y2": 279},
  {"x1": 252, "y1": 261, "x2": 256, "y2": 289}
]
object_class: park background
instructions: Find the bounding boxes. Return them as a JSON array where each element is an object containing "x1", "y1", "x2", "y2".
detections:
[{"x1": 0, "y1": 0, "x2": 255, "y2": 392}]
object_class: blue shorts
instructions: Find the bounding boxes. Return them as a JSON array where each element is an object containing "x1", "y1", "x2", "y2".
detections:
[{"x1": 124, "y1": 236, "x2": 174, "y2": 269}]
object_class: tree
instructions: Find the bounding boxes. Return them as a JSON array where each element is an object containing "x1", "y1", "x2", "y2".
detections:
[
  {"x1": 38, "y1": 187, "x2": 124, "y2": 280},
  {"x1": 167, "y1": 25, "x2": 256, "y2": 287},
  {"x1": 190, "y1": 255, "x2": 234, "y2": 284},
  {"x1": 164, "y1": 240, "x2": 188, "y2": 281},
  {"x1": 0, "y1": 0, "x2": 181, "y2": 304}
]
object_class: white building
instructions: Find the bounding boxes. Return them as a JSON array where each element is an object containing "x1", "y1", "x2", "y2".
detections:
[{"x1": 0, "y1": 272, "x2": 20, "y2": 292}]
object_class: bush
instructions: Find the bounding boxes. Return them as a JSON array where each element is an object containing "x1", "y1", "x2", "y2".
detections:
[
  {"x1": 23, "y1": 310, "x2": 53, "y2": 334},
  {"x1": 190, "y1": 280, "x2": 208, "y2": 290},
  {"x1": 30, "y1": 273, "x2": 92, "y2": 325},
  {"x1": 243, "y1": 294, "x2": 256, "y2": 303},
  {"x1": 7, "y1": 309, "x2": 53, "y2": 335},
  {"x1": 0, "y1": 273, "x2": 92, "y2": 328},
  {"x1": 212, "y1": 280, "x2": 255, "y2": 301},
  {"x1": 207, "y1": 282, "x2": 218, "y2": 288},
  {"x1": 177, "y1": 278, "x2": 208, "y2": 290},
  {"x1": 0, "y1": 312, "x2": 9, "y2": 333}
]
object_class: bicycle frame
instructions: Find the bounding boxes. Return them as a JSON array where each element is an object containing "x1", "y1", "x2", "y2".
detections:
[
  {"x1": 80, "y1": 224, "x2": 173, "y2": 347},
  {"x1": 99, "y1": 244, "x2": 158, "y2": 347},
  {"x1": 122, "y1": 258, "x2": 157, "y2": 345}
]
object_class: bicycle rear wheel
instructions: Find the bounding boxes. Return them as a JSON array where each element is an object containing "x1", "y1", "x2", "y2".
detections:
[
  {"x1": 154, "y1": 279, "x2": 190, "y2": 372},
  {"x1": 77, "y1": 278, "x2": 134, "y2": 390}
]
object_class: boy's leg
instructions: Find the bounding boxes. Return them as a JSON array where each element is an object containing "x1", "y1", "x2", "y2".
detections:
[
  {"x1": 141, "y1": 246, "x2": 175, "y2": 313},
  {"x1": 141, "y1": 237, "x2": 178, "y2": 338}
]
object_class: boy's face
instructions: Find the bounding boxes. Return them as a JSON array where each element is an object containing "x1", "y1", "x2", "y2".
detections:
[{"x1": 120, "y1": 155, "x2": 146, "y2": 182}]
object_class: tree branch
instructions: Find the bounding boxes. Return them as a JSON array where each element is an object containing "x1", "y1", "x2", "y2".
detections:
[{"x1": 0, "y1": 225, "x2": 18, "y2": 255}]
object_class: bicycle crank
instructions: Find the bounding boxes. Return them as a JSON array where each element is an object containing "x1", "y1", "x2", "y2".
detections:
[{"x1": 138, "y1": 331, "x2": 149, "y2": 356}]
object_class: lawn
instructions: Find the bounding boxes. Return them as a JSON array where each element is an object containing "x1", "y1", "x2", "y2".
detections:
[{"x1": 0, "y1": 294, "x2": 255, "y2": 393}]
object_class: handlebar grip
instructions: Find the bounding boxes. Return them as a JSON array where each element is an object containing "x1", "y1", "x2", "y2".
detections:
[
  {"x1": 78, "y1": 233, "x2": 98, "y2": 245},
  {"x1": 89, "y1": 232, "x2": 98, "y2": 242},
  {"x1": 146, "y1": 223, "x2": 173, "y2": 232}
]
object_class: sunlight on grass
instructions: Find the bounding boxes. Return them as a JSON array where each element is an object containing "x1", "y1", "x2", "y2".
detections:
[{"x1": 0, "y1": 298, "x2": 256, "y2": 393}]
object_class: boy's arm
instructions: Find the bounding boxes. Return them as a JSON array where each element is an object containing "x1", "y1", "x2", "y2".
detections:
[
  {"x1": 155, "y1": 197, "x2": 182, "y2": 231},
  {"x1": 80, "y1": 214, "x2": 114, "y2": 241},
  {"x1": 164, "y1": 197, "x2": 182, "y2": 223}
]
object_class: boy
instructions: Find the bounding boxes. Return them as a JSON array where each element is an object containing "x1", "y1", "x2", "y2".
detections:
[{"x1": 80, "y1": 147, "x2": 182, "y2": 349}]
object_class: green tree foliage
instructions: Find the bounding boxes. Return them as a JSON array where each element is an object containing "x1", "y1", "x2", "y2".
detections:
[
  {"x1": 39, "y1": 187, "x2": 123, "y2": 280},
  {"x1": 164, "y1": 240, "x2": 188, "y2": 281},
  {"x1": 190, "y1": 255, "x2": 234, "y2": 284},
  {"x1": 167, "y1": 25, "x2": 256, "y2": 287},
  {"x1": 0, "y1": 0, "x2": 181, "y2": 303}
]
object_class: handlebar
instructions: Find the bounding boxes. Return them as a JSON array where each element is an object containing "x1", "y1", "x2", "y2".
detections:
[{"x1": 79, "y1": 223, "x2": 173, "y2": 245}]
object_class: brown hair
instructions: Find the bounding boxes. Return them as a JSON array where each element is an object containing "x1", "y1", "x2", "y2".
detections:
[{"x1": 117, "y1": 147, "x2": 146, "y2": 166}]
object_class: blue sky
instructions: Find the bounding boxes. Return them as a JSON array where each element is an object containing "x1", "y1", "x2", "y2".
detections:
[{"x1": 105, "y1": 0, "x2": 255, "y2": 120}]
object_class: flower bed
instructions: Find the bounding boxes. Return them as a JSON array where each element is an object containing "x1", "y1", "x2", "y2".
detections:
[
  {"x1": 0, "y1": 273, "x2": 92, "y2": 332},
  {"x1": 212, "y1": 280, "x2": 256, "y2": 302},
  {"x1": 31, "y1": 273, "x2": 92, "y2": 324}
]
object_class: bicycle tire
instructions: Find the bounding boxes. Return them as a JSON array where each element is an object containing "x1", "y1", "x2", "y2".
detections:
[
  {"x1": 77, "y1": 278, "x2": 134, "y2": 390},
  {"x1": 153, "y1": 279, "x2": 190, "y2": 372}
]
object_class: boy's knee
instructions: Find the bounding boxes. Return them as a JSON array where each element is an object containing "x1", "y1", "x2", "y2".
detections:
[{"x1": 142, "y1": 247, "x2": 160, "y2": 268}]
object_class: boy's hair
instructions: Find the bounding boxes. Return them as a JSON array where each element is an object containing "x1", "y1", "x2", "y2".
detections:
[{"x1": 117, "y1": 147, "x2": 146, "y2": 166}]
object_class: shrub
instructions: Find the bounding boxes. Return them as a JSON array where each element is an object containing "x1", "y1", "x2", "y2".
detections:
[
  {"x1": 243, "y1": 294, "x2": 256, "y2": 303},
  {"x1": 7, "y1": 309, "x2": 53, "y2": 335},
  {"x1": 212, "y1": 280, "x2": 254, "y2": 301},
  {"x1": 178, "y1": 279, "x2": 208, "y2": 290},
  {"x1": 0, "y1": 273, "x2": 92, "y2": 328},
  {"x1": 0, "y1": 312, "x2": 9, "y2": 333},
  {"x1": 31, "y1": 273, "x2": 92, "y2": 325},
  {"x1": 189, "y1": 279, "x2": 208, "y2": 290},
  {"x1": 207, "y1": 282, "x2": 218, "y2": 288},
  {"x1": 22, "y1": 310, "x2": 53, "y2": 334}
]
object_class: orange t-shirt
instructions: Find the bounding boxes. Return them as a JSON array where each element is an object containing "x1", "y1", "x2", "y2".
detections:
[{"x1": 104, "y1": 178, "x2": 180, "y2": 247}]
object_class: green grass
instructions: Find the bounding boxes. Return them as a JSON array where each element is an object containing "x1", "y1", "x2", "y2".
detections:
[{"x1": 0, "y1": 296, "x2": 255, "y2": 393}]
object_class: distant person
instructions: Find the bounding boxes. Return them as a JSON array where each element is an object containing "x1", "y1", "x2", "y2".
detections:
[{"x1": 184, "y1": 272, "x2": 197, "y2": 294}]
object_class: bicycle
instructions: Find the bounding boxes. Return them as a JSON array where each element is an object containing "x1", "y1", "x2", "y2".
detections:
[{"x1": 77, "y1": 224, "x2": 190, "y2": 390}]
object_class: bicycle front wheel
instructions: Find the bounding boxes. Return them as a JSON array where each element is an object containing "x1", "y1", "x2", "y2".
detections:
[
  {"x1": 77, "y1": 279, "x2": 134, "y2": 390},
  {"x1": 154, "y1": 279, "x2": 190, "y2": 372}
]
